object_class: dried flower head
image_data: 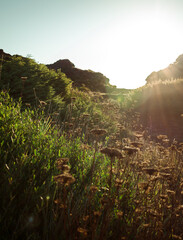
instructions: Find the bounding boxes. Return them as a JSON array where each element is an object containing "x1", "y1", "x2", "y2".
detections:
[
  {"x1": 54, "y1": 173, "x2": 75, "y2": 185},
  {"x1": 157, "y1": 135, "x2": 168, "y2": 140},
  {"x1": 166, "y1": 189, "x2": 176, "y2": 196},
  {"x1": 142, "y1": 168, "x2": 158, "y2": 175},
  {"x1": 21, "y1": 77, "x2": 28, "y2": 80},
  {"x1": 77, "y1": 227, "x2": 87, "y2": 236},
  {"x1": 115, "y1": 178, "x2": 123, "y2": 187},
  {"x1": 83, "y1": 215, "x2": 89, "y2": 221},
  {"x1": 91, "y1": 129, "x2": 107, "y2": 136},
  {"x1": 56, "y1": 158, "x2": 69, "y2": 170},
  {"x1": 130, "y1": 142, "x2": 143, "y2": 148},
  {"x1": 138, "y1": 182, "x2": 149, "y2": 191},
  {"x1": 123, "y1": 146, "x2": 139, "y2": 155},
  {"x1": 90, "y1": 185, "x2": 98, "y2": 193},
  {"x1": 61, "y1": 164, "x2": 70, "y2": 173},
  {"x1": 100, "y1": 147, "x2": 123, "y2": 159},
  {"x1": 83, "y1": 113, "x2": 90, "y2": 117},
  {"x1": 94, "y1": 211, "x2": 101, "y2": 217},
  {"x1": 39, "y1": 100, "x2": 47, "y2": 106},
  {"x1": 117, "y1": 211, "x2": 123, "y2": 218}
]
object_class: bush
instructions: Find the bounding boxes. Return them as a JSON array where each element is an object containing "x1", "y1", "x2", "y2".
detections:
[{"x1": 0, "y1": 56, "x2": 72, "y2": 107}]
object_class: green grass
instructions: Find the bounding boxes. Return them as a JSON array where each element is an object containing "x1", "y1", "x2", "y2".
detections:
[{"x1": 0, "y1": 90, "x2": 183, "y2": 240}]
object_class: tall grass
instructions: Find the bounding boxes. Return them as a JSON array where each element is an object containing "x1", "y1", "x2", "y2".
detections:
[{"x1": 0, "y1": 90, "x2": 183, "y2": 240}]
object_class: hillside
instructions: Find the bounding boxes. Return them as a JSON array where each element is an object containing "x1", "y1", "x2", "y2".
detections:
[
  {"x1": 1, "y1": 50, "x2": 183, "y2": 240},
  {"x1": 47, "y1": 59, "x2": 115, "y2": 92},
  {"x1": 146, "y1": 54, "x2": 183, "y2": 83},
  {"x1": 0, "y1": 49, "x2": 72, "y2": 108}
]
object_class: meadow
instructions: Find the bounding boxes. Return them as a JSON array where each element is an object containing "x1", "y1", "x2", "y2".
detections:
[
  {"x1": 0, "y1": 83, "x2": 183, "y2": 240},
  {"x1": 0, "y1": 53, "x2": 183, "y2": 239}
]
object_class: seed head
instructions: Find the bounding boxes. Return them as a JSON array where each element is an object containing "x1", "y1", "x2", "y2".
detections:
[
  {"x1": 123, "y1": 146, "x2": 139, "y2": 155},
  {"x1": 91, "y1": 129, "x2": 107, "y2": 136},
  {"x1": 100, "y1": 147, "x2": 123, "y2": 159},
  {"x1": 54, "y1": 173, "x2": 75, "y2": 185},
  {"x1": 142, "y1": 168, "x2": 158, "y2": 175}
]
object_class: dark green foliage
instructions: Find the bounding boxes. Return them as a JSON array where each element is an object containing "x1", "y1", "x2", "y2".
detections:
[
  {"x1": 47, "y1": 59, "x2": 112, "y2": 92},
  {"x1": 0, "y1": 55, "x2": 72, "y2": 107},
  {"x1": 0, "y1": 91, "x2": 110, "y2": 239}
]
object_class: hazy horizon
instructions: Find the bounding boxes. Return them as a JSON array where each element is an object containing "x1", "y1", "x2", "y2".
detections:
[{"x1": 1, "y1": 0, "x2": 183, "y2": 89}]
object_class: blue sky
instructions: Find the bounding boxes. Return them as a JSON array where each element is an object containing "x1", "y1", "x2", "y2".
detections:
[{"x1": 1, "y1": 0, "x2": 183, "y2": 89}]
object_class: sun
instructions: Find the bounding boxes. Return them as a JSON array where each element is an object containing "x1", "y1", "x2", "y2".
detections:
[{"x1": 97, "y1": 9, "x2": 180, "y2": 89}]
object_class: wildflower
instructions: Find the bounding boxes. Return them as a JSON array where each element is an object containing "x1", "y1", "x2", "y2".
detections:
[
  {"x1": 117, "y1": 211, "x2": 123, "y2": 218},
  {"x1": 56, "y1": 158, "x2": 69, "y2": 171},
  {"x1": 100, "y1": 186, "x2": 109, "y2": 192},
  {"x1": 57, "y1": 158, "x2": 69, "y2": 164},
  {"x1": 90, "y1": 129, "x2": 107, "y2": 136},
  {"x1": 157, "y1": 135, "x2": 168, "y2": 140},
  {"x1": 130, "y1": 142, "x2": 143, "y2": 148},
  {"x1": 94, "y1": 211, "x2": 101, "y2": 217},
  {"x1": 77, "y1": 227, "x2": 87, "y2": 236},
  {"x1": 123, "y1": 146, "x2": 139, "y2": 155},
  {"x1": 177, "y1": 205, "x2": 183, "y2": 210},
  {"x1": 160, "y1": 172, "x2": 171, "y2": 179},
  {"x1": 170, "y1": 144, "x2": 178, "y2": 151},
  {"x1": 62, "y1": 164, "x2": 70, "y2": 173},
  {"x1": 100, "y1": 147, "x2": 123, "y2": 159},
  {"x1": 83, "y1": 113, "x2": 90, "y2": 117},
  {"x1": 81, "y1": 144, "x2": 91, "y2": 150},
  {"x1": 172, "y1": 235, "x2": 182, "y2": 240},
  {"x1": 25, "y1": 103, "x2": 31, "y2": 107},
  {"x1": 138, "y1": 182, "x2": 149, "y2": 191},
  {"x1": 21, "y1": 76, "x2": 27, "y2": 80},
  {"x1": 147, "y1": 209, "x2": 160, "y2": 217},
  {"x1": 54, "y1": 199, "x2": 61, "y2": 205},
  {"x1": 160, "y1": 194, "x2": 168, "y2": 200},
  {"x1": 134, "y1": 132, "x2": 144, "y2": 139},
  {"x1": 54, "y1": 173, "x2": 75, "y2": 185},
  {"x1": 90, "y1": 185, "x2": 98, "y2": 194},
  {"x1": 143, "y1": 223, "x2": 150, "y2": 228},
  {"x1": 142, "y1": 168, "x2": 158, "y2": 175},
  {"x1": 167, "y1": 190, "x2": 176, "y2": 196},
  {"x1": 83, "y1": 215, "x2": 89, "y2": 221},
  {"x1": 115, "y1": 178, "x2": 123, "y2": 187},
  {"x1": 39, "y1": 100, "x2": 47, "y2": 106}
]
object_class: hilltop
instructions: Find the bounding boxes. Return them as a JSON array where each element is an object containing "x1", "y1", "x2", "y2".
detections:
[
  {"x1": 47, "y1": 59, "x2": 114, "y2": 92},
  {"x1": 146, "y1": 54, "x2": 183, "y2": 83},
  {"x1": 0, "y1": 49, "x2": 117, "y2": 94}
]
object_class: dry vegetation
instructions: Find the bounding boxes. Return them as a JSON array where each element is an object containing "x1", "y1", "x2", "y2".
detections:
[{"x1": 0, "y1": 80, "x2": 183, "y2": 240}]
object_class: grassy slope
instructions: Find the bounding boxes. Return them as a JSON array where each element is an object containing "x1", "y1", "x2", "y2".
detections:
[
  {"x1": 119, "y1": 79, "x2": 183, "y2": 142},
  {"x1": 0, "y1": 90, "x2": 183, "y2": 240}
]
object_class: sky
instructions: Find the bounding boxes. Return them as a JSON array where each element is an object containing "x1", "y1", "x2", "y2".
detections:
[{"x1": 1, "y1": 0, "x2": 183, "y2": 89}]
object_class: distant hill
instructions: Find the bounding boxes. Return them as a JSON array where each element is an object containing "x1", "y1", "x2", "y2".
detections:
[
  {"x1": 146, "y1": 54, "x2": 183, "y2": 83},
  {"x1": 47, "y1": 59, "x2": 114, "y2": 93}
]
